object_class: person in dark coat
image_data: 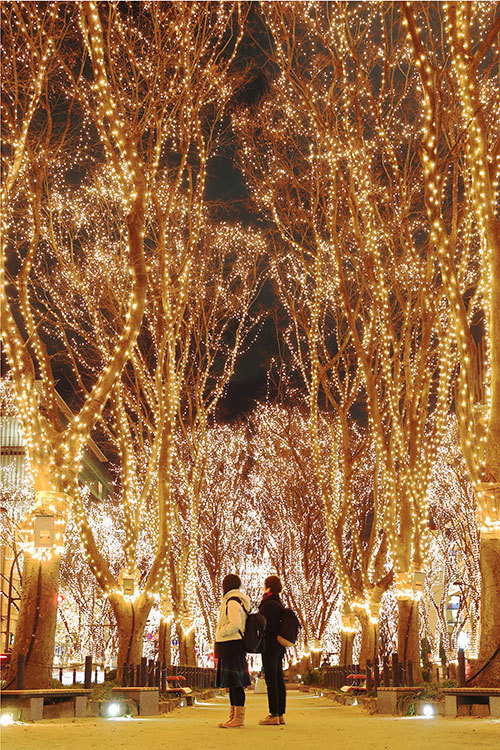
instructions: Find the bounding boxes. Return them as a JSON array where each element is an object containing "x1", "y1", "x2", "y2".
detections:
[
  {"x1": 258, "y1": 574, "x2": 286, "y2": 725},
  {"x1": 214, "y1": 573, "x2": 251, "y2": 728}
]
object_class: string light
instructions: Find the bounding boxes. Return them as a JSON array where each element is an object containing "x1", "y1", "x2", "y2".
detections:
[
  {"x1": 2, "y1": 0, "x2": 497, "y2": 672},
  {"x1": 234, "y1": 4, "x2": 462, "y2": 671}
]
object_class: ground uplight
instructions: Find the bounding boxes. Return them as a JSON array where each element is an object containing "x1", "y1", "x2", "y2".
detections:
[{"x1": 106, "y1": 703, "x2": 122, "y2": 718}]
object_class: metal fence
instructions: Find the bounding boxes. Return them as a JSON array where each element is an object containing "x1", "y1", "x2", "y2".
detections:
[
  {"x1": 308, "y1": 650, "x2": 467, "y2": 695},
  {"x1": 8, "y1": 649, "x2": 468, "y2": 694},
  {"x1": 120, "y1": 659, "x2": 216, "y2": 691},
  {"x1": 318, "y1": 655, "x2": 414, "y2": 694},
  {"x1": 9, "y1": 653, "x2": 216, "y2": 691}
]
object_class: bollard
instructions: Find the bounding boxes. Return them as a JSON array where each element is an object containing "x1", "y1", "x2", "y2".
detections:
[
  {"x1": 59, "y1": 667, "x2": 63, "y2": 682},
  {"x1": 373, "y1": 656, "x2": 379, "y2": 694},
  {"x1": 392, "y1": 653, "x2": 400, "y2": 687},
  {"x1": 161, "y1": 662, "x2": 167, "y2": 693},
  {"x1": 16, "y1": 654, "x2": 25, "y2": 689},
  {"x1": 123, "y1": 663, "x2": 129, "y2": 687},
  {"x1": 400, "y1": 661, "x2": 406, "y2": 686},
  {"x1": 366, "y1": 660, "x2": 373, "y2": 692},
  {"x1": 148, "y1": 658, "x2": 155, "y2": 687},
  {"x1": 140, "y1": 656, "x2": 147, "y2": 687},
  {"x1": 73, "y1": 668, "x2": 77, "y2": 685},
  {"x1": 441, "y1": 658, "x2": 447, "y2": 682},
  {"x1": 383, "y1": 658, "x2": 390, "y2": 687},
  {"x1": 94, "y1": 667, "x2": 98, "y2": 684},
  {"x1": 84, "y1": 655, "x2": 92, "y2": 689},
  {"x1": 457, "y1": 649, "x2": 466, "y2": 687},
  {"x1": 407, "y1": 660, "x2": 414, "y2": 687}
]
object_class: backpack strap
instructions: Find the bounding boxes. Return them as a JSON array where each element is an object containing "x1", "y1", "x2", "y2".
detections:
[
  {"x1": 226, "y1": 596, "x2": 248, "y2": 615},
  {"x1": 225, "y1": 596, "x2": 247, "y2": 640}
]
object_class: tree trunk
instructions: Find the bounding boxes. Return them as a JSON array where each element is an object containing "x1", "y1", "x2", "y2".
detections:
[
  {"x1": 299, "y1": 654, "x2": 311, "y2": 675},
  {"x1": 158, "y1": 619, "x2": 172, "y2": 666},
  {"x1": 340, "y1": 631, "x2": 355, "y2": 666},
  {"x1": 185, "y1": 629, "x2": 197, "y2": 666},
  {"x1": 109, "y1": 594, "x2": 151, "y2": 683},
  {"x1": 357, "y1": 610, "x2": 378, "y2": 669},
  {"x1": 469, "y1": 532, "x2": 500, "y2": 686},
  {"x1": 311, "y1": 650, "x2": 322, "y2": 669},
  {"x1": 397, "y1": 599, "x2": 423, "y2": 683},
  {"x1": 176, "y1": 622, "x2": 187, "y2": 665},
  {"x1": 7, "y1": 553, "x2": 60, "y2": 688},
  {"x1": 175, "y1": 625, "x2": 197, "y2": 666}
]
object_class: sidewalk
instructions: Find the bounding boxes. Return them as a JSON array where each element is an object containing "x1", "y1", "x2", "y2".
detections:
[{"x1": 2, "y1": 692, "x2": 499, "y2": 750}]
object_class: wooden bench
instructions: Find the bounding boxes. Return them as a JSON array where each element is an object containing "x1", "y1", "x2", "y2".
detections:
[
  {"x1": 341, "y1": 673, "x2": 367, "y2": 695},
  {"x1": 441, "y1": 687, "x2": 500, "y2": 717},
  {"x1": 1, "y1": 688, "x2": 91, "y2": 721},
  {"x1": 111, "y1": 686, "x2": 159, "y2": 715}
]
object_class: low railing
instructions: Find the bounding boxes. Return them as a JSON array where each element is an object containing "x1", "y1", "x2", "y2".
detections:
[
  {"x1": 121, "y1": 659, "x2": 216, "y2": 691},
  {"x1": 322, "y1": 664, "x2": 360, "y2": 689},
  {"x1": 319, "y1": 655, "x2": 416, "y2": 693},
  {"x1": 7, "y1": 654, "x2": 216, "y2": 692},
  {"x1": 53, "y1": 664, "x2": 108, "y2": 685},
  {"x1": 309, "y1": 650, "x2": 467, "y2": 695},
  {"x1": 7, "y1": 648, "x2": 467, "y2": 694}
]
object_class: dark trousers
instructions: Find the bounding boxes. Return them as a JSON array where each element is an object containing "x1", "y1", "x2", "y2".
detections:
[
  {"x1": 229, "y1": 687, "x2": 245, "y2": 706},
  {"x1": 262, "y1": 651, "x2": 286, "y2": 716}
]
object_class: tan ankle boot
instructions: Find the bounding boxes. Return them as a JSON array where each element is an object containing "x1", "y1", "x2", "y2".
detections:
[
  {"x1": 218, "y1": 705, "x2": 235, "y2": 728},
  {"x1": 223, "y1": 705, "x2": 245, "y2": 727},
  {"x1": 259, "y1": 714, "x2": 280, "y2": 725}
]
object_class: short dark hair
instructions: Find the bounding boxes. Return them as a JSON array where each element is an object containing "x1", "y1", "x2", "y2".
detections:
[
  {"x1": 264, "y1": 575, "x2": 282, "y2": 594},
  {"x1": 223, "y1": 574, "x2": 241, "y2": 594}
]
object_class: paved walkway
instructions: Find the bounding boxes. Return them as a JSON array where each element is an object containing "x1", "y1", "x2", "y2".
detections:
[{"x1": 2, "y1": 692, "x2": 499, "y2": 750}]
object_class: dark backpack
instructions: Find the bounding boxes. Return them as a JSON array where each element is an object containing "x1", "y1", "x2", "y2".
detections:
[
  {"x1": 277, "y1": 608, "x2": 301, "y2": 647},
  {"x1": 226, "y1": 597, "x2": 267, "y2": 653}
]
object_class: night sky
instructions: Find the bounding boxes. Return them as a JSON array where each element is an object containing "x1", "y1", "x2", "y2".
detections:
[{"x1": 203, "y1": 26, "x2": 282, "y2": 423}]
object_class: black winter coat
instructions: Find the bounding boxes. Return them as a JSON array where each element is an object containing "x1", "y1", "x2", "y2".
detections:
[{"x1": 258, "y1": 593, "x2": 286, "y2": 656}]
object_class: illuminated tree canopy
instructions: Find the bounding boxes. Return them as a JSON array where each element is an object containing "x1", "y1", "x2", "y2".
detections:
[{"x1": 1, "y1": 0, "x2": 499, "y2": 688}]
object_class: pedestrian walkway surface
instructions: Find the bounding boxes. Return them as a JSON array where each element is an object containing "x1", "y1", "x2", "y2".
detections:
[{"x1": 2, "y1": 692, "x2": 499, "y2": 750}]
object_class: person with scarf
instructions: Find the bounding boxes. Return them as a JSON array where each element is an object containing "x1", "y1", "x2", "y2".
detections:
[
  {"x1": 258, "y1": 574, "x2": 286, "y2": 725},
  {"x1": 214, "y1": 573, "x2": 251, "y2": 728}
]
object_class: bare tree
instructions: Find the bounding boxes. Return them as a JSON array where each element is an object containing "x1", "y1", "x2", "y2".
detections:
[
  {"x1": 64, "y1": 217, "x2": 263, "y2": 673},
  {"x1": 1, "y1": 2, "x2": 148, "y2": 686},
  {"x1": 234, "y1": 2, "x2": 456, "y2": 677},
  {"x1": 58, "y1": 509, "x2": 119, "y2": 666},
  {"x1": 425, "y1": 420, "x2": 481, "y2": 664},
  {"x1": 193, "y1": 421, "x2": 263, "y2": 653},
  {"x1": 250, "y1": 402, "x2": 340, "y2": 668},
  {"x1": 402, "y1": 0, "x2": 500, "y2": 683},
  {"x1": 1, "y1": 1, "x2": 248, "y2": 686}
]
